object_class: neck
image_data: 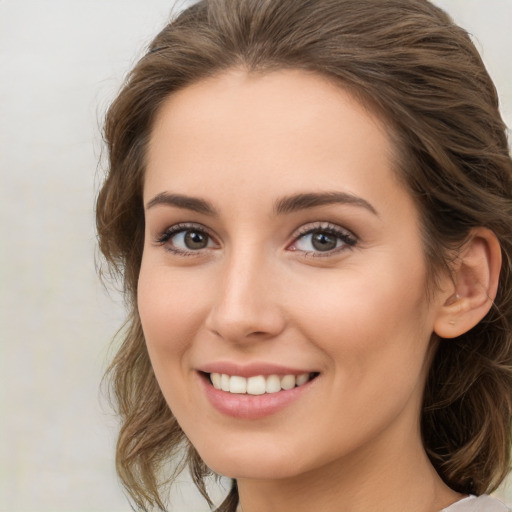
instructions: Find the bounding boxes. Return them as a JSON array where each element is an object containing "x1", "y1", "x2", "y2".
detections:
[{"x1": 237, "y1": 418, "x2": 462, "y2": 512}]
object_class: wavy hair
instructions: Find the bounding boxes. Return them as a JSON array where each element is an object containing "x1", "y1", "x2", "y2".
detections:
[{"x1": 96, "y1": 0, "x2": 512, "y2": 510}]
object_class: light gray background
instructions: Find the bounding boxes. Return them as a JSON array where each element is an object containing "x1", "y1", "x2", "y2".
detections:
[{"x1": 1, "y1": 1, "x2": 511, "y2": 511}]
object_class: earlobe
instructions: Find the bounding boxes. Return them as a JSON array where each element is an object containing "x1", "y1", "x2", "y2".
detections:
[{"x1": 434, "y1": 228, "x2": 501, "y2": 339}]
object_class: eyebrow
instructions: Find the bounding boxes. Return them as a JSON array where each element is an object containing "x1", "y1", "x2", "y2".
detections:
[
  {"x1": 146, "y1": 192, "x2": 218, "y2": 215},
  {"x1": 145, "y1": 190, "x2": 377, "y2": 217},
  {"x1": 274, "y1": 192, "x2": 378, "y2": 216}
]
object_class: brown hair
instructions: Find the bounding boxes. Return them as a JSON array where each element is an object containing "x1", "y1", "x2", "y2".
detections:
[{"x1": 96, "y1": 0, "x2": 512, "y2": 510}]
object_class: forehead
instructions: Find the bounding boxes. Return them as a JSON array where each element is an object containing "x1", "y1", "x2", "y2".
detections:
[{"x1": 145, "y1": 68, "x2": 403, "y2": 209}]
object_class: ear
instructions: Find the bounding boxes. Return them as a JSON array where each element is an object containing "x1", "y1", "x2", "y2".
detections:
[{"x1": 434, "y1": 228, "x2": 501, "y2": 339}]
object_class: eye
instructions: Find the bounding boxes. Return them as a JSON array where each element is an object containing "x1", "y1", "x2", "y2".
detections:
[
  {"x1": 155, "y1": 223, "x2": 217, "y2": 254},
  {"x1": 174, "y1": 230, "x2": 211, "y2": 250},
  {"x1": 288, "y1": 223, "x2": 357, "y2": 256}
]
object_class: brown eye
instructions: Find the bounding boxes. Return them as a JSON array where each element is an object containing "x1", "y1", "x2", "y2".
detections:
[
  {"x1": 289, "y1": 224, "x2": 357, "y2": 256},
  {"x1": 156, "y1": 224, "x2": 217, "y2": 254},
  {"x1": 184, "y1": 230, "x2": 209, "y2": 249},
  {"x1": 311, "y1": 231, "x2": 338, "y2": 251}
]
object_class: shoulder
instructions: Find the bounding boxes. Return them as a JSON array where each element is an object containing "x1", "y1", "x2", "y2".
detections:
[{"x1": 441, "y1": 495, "x2": 510, "y2": 512}]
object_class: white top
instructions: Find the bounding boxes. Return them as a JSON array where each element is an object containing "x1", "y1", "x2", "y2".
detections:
[
  {"x1": 442, "y1": 495, "x2": 510, "y2": 511},
  {"x1": 234, "y1": 494, "x2": 510, "y2": 511}
]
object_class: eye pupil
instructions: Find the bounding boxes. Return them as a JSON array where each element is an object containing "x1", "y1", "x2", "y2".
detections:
[
  {"x1": 185, "y1": 231, "x2": 208, "y2": 249},
  {"x1": 312, "y1": 231, "x2": 337, "y2": 251}
]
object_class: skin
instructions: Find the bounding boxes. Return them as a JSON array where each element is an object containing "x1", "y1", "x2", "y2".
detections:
[{"x1": 139, "y1": 69, "x2": 466, "y2": 512}]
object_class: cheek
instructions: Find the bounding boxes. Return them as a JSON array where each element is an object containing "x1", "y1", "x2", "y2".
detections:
[
  {"x1": 137, "y1": 261, "x2": 206, "y2": 364},
  {"x1": 137, "y1": 261, "x2": 211, "y2": 426},
  {"x1": 291, "y1": 259, "x2": 433, "y2": 379},
  {"x1": 289, "y1": 273, "x2": 434, "y2": 452}
]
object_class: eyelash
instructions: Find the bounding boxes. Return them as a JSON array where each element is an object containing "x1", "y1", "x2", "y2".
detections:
[
  {"x1": 154, "y1": 221, "x2": 357, "y2": 257},
  {"x1": 288, "y1": 222, "x2": 357, "y2": 258},
  {"x1": 154, "y1": 223, "x2": 218, "y2": 256}
]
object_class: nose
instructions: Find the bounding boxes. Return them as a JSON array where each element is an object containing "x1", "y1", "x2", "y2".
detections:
[{"x1": 205, "y1": 248, "x2": 287, "y2": 343}]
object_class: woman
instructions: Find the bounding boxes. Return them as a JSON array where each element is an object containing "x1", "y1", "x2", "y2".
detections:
[{"x1": 96, "y1": 0, "x2": 512, "y2": 511}]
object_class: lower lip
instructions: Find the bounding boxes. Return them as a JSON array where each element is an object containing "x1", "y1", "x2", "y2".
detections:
[{"x1": 200, "y1": 374, "x2": 317, "y2": 420}]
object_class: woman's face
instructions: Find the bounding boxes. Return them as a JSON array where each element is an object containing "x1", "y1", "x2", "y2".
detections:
[{"x1": 139, "y1": 69, "x2": 449, "y2": 480}]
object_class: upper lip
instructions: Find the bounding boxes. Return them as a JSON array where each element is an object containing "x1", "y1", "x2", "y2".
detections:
[{"x1": 198, "y1": 361, "x2": 317, "y2": 378}]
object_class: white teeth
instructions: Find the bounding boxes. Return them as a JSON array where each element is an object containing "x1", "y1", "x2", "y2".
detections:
[
  {"x1": 209, "y1": 372, "x2": 314, "y2": 394},
  {"x1": 265, "y1": 374, "x2": 281, "y2": 394},
  {"x1": 229, "y1": 375, "x2": 247, "y2": 394},
  {"x1": 211, "y1": 372, "x2": 221, "y2": 390},
  {"x1": 221, "y1": 373, "x2": 230, "y2": 392},
  {"x1": 280, "y1": 374, "x2": 296, "y2": 390},
  {"x1": 296, "y1": 373, "x2": 310, "y2": 386},
  {"x1": 247, "y1": 375, "x2": 266, "y2": 395}
]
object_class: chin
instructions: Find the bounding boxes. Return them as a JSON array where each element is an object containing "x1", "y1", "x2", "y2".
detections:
[{"x1": 196, "y1": 440, "x2": 309, "y2": 480}]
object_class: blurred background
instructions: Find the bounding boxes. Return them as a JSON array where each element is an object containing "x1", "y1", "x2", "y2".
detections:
[{"x1": 0, "y1": 1, "x2": 511, "y2": 511}]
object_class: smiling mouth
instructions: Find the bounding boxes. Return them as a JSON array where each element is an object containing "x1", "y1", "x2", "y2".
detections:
[{"x1": 205, "y1": 372, "x2": 319, "y2": 395}]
